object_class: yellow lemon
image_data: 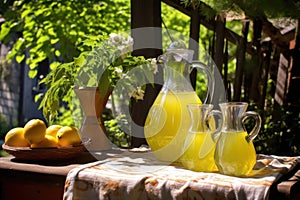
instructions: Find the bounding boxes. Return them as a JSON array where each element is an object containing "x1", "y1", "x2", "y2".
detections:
[
  {"x1": 31, "y1": 135, "x2": 58, "y2": 148},
  {"x1": 46, "y1": 125, "x2": 63, "y2": 138},
  {"x1": 57, "y1": 126, "x2": 82, "y2": 147},
  {"x1": 24, "y1": 119, "x2": 47, "y2": 144},
  {"x1": 4, "y1": 127, "x2": 30, "y2": 147}
]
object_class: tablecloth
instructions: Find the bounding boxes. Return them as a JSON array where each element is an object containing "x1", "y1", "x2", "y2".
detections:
[{"x1": 63, "y1": 147, "x2": 299, "y2": 200}]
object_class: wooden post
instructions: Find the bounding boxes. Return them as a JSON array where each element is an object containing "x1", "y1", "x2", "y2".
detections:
[
  {"x1": 234, "y1": 20, "x2": 249, "y2": 101},
  {"x1": 189, "y1": 9, "x2": 201, "y2": 89},
  {"x1": 214, "y1": 15, "x2": 226, "y2": 75},
  {"x1": 224, "y1": 39, "x2": 230, "y2": 101},
  {"x1": 130, "y1": 0, "x2": 163, "y2": 147},
  {"x1": 249, "y1": 19, "x2": 263, "y2": 106},
  {"x1": 260, "y1": 40, "x2": 272, "y2": 110},
  {"x1": 286, "y1": 19, "x2": 300, "y2": 106}
]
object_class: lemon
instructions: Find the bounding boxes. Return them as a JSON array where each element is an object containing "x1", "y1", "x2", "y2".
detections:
[
  {"x1": 24, "y1": 119, "x2": 47, "y2": 144},
  {"x1": 4, "y1": 127, "x2": 30, "y2": 147},
  {"x1": 46, "y1": 125, "x2": 63, "y2": 138},
  {"x1": 31, "y1": 135, "x2": 58, "y2": 148},
  {"x1": 57, "y1": 126, "x2": 82, "y2": 147}
]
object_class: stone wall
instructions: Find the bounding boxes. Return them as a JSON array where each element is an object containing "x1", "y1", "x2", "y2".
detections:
[{"x1": 0, "y1": 44, "x2": 20, "y2": 128}]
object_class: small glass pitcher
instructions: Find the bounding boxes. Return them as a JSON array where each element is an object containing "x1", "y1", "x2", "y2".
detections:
[
  {"x1": 181, "y1": 104, "x2": 222, "y2": 172},
  {"x1": 214, "y1": 102, "x2": 262, "y2": 176}
]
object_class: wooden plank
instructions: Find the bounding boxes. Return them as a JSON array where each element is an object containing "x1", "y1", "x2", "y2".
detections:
[
  {"x1": 275, "y1": 54, "x2": 289, "y2": 105},
  {"x1": 277, "y1": 170, "x2": 300, "y2": 199}
]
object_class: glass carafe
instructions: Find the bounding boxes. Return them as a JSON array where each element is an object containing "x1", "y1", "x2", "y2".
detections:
[
  {"x1": 181, "y1": 104, "x2": 222, "y2": 172},
  {"x1": 144, "y1": 41, "x2": 214, "y2": 162},
  {"x1": 214, "y1": 102, "x2": 262, "y2": 176}
]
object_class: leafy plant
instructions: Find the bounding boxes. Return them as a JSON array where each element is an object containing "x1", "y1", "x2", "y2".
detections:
[
  {"x1": 0, "y1": 0, "x2": 131, "y2": 78},
  {"x1": 104, "y1": 114, "x2": 131, "y2": 148},
  {"x1": 253, "y1": 104, "x2": 300, "y2": 156},
  {"x1": 39, "y1": 33, "x2": 157, "y2": 125},
  {"x1": 0, "y1": 114, "x2": 9, "y2": 140}
]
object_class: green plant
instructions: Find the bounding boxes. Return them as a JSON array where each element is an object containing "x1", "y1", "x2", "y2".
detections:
[
  {"x1": 246, "y1": 100, "x2": 300, "y2": 156},
  {"x1": 0, "y1": 150, "x2": 9, "y2": 157},
  {"x1": 39, "y1": 33, "x2": 157, "y2": 125},
  {"x1": 104, "y1": 114, "x2": 131, "y2": 148},
  {"x1": 0, "y1": 114, "x2": 9, "y2": 141},
  {"x1": 0, "y1": 114, "x2": 9, "y2": 157},
  {"x1": 0, "y1": 0, "x2": 131, "y2": 78}
]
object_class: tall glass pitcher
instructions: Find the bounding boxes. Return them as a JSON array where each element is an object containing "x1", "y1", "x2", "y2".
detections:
[
  {"x1": 144, "y1": 41, "x2": 214, "y2": 162},
  {"x1": 181, "y1": 104, "x2": 222, "y2": 172},
  {"x1": 214, "y1": 102, "x2": 262, "y2": 176}
]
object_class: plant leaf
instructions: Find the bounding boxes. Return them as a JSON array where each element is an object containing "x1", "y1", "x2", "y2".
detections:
[
  {"x1": 29, "y1": 69, "x2": 38, "y2": 78},
  {"x1": 16, "y1": 54, "x2": 25, "y2": 63}
]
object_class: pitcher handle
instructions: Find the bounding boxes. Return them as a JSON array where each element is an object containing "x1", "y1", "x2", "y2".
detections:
[
  {"x1": 190, "y1": 61, "x2": 214, "y2": 104},
  {"x1": 206, "y1": 110, "x2": 222, "y2": 142},
  {"x1": 242, "y1": 111, "x2": 262, "y2": 143}
]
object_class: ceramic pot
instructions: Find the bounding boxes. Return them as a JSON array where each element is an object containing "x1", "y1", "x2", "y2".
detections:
[{"x1": 74, "y1": 86, "x2": 112, "y2": 151}]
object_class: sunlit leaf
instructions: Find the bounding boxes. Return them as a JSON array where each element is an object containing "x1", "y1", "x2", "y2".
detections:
[
  {"x1": 49, "y1": 62, "x2": 61, "y2": 70},
  {"x1": 0, "y1": 25, "x2": 11, "y2": 41},
  {"x1": 37, "y1": 35, "x2": 50, "y2": 44},
  {"x1": 34, "y1": 8, "x2": 48, "y2": 16},
  {"x1": 16, "y1": 54, "x2": 25, "y2": 63},
  {"x1": 55, "y1": 49, "x2": 61, "y2": 57},
  {"x1": 34, "y1": 93, "x2": 44, "y2": 102},
  {"x1": 29, "y1": 62, "x2": 38, "y2": 70},
  {"x1": 29, "y1": 69, "x2": 38, "y2": 78},
  {"x1": 21, "y1": 9, "x2": 31, "y2": 18},
  {"x1": 74, "y1": 54, "x2": 86, "y2": 67}
]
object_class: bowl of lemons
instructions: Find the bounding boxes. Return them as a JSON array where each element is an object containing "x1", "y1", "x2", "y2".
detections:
[{"x1": 2, "y1": 119, "x2": 91, "y2": 161}]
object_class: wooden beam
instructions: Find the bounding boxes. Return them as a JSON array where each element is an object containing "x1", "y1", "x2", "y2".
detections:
[
  {"x1": 131, "y1": 0, "x2": 163, "y2": 58},
  {"x1": 162, "y1": 0, "x2": 254, "y2": 55},
  {"x1": 189, "y1": 9, "x2": 201, "y2": 89},
  {"x1": 130, "y1": 0, "x2": 163, "y2": 148}
]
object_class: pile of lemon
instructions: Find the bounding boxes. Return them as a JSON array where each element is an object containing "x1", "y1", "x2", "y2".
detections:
[{"x1": 4, "y1": 119, "x2": 82, "y2": 148}]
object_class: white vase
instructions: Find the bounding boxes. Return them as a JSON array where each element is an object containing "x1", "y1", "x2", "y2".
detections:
[{"x1": 74, "y1": 86, "x2": 112, "y2": 151}]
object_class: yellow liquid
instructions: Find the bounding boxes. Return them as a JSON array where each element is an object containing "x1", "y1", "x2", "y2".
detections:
[
  {"x1": 181, "y1": 131, "x2": 218, "y2": 172},
  {"x1": 214, "y1": 131, "x2": 256, "y2": 176},
  {"x1": 144, "y1": 91, "x2": 201, "y2": 162}
]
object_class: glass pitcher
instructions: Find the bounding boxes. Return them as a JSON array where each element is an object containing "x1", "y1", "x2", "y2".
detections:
[
  {"x1": 214, "y1": 102, "x2": 262, "y2": 176},
  {"x1": 144, "y1": 40, "x2": 214, "y2": 162},
  {"x1": 181, "y1": 104, "x2": 222, "y2": 172}
]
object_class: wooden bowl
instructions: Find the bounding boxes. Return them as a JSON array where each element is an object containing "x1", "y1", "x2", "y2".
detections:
[{"x1": 2, "y1": 138, "x2": 91, "y2": 161}]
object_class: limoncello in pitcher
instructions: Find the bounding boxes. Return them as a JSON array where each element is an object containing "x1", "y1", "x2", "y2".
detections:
[
  {"x1": 214, "y1": 102, "x2": 262, "y2": 176},
  {"x1": 181, "y1": 104, "x2": 222, "y2": 172},
  {"x1": 144, "y1": 40, "x2": 214, "y2": 162}
]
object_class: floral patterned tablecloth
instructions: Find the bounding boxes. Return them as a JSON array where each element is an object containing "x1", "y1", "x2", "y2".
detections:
[{"x1": 63, "y1": 148, "x2": 299, "y2": 200}]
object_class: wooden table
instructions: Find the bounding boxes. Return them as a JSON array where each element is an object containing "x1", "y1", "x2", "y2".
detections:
[
  {"x1": 0, "y1": 153, "x2": 96, "y2": 200},
  {"x1": 272, "y1": 165, "x2": 300, "y2": 200},
  {"x1": 0, "y1": 152, "x2": 299, "y2": 200}
]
